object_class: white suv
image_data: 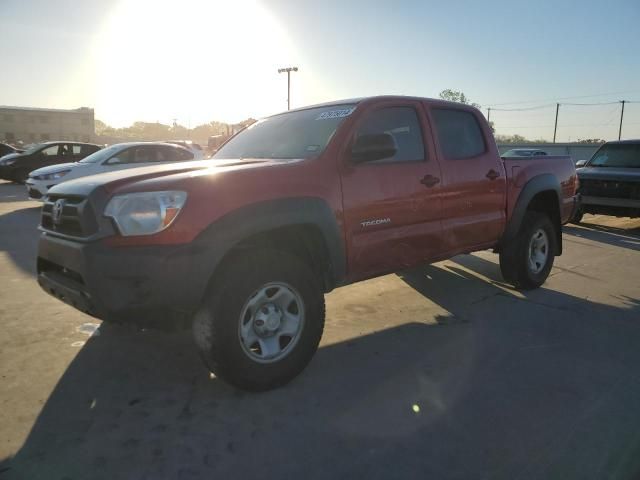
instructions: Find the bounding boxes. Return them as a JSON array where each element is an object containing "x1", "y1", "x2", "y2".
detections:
[{"x1": 26, "y1": 142, "x2": 194, "y2": 200}]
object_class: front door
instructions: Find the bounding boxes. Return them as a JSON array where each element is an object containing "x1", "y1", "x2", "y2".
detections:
[{"x1": 340, "y1": 101, "x2": 445, "y2": 281}]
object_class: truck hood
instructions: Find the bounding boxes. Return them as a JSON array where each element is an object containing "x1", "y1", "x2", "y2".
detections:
[
  {"x1": 47, "y1": 158, "x2": 300, "y2": 197},
  {"x1": 577, "y1": 166, "x2": 640, "y2": 182},
  {"x1": 30, "y1": 162, "x2": 82, "y2": 177}
]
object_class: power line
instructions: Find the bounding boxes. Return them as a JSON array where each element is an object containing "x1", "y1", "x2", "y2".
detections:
[
  {"x1": 562, "y1": 101, "x2": 620, "y2": 106},
  {"x1": 490, "y1": 104, "x2": 555, "y2": 112},
  {"x1": 484, "y1": 90, "x2": 640, "y2": 107}
]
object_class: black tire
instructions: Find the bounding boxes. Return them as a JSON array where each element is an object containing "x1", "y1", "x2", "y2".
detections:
[
  {"x1": 570, "y1": 207, "x2": 584, "y2": 224},
  {"x1": 499, "y1": 211, "x2": 557, "y2": 290},
  {"x1": 193, "y1": 249, "x2": 325, "y2": 391},
  {"x1": 12, "y1": 169, "x2": 29, "y2": 184}
]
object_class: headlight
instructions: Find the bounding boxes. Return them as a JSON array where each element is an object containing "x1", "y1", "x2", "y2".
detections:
[
  {"x1": 0, "y1": 159, "x2": 16, "y2": 166},
  {"x1": 104, "y1": 191, "x2": 187, "y2": 236},
  {"x1": 34, "y1": 170, "x2": 70, "y2": 181}
]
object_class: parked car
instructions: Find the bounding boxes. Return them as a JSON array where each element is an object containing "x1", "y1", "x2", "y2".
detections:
[
  {"x1": 36, "y1": 96, "x2": 578, "y2": 391},
  {"x1": 26, "y1": 142, "x2": 196, "y2": 200},
  {"x1": 0, "y1": 142, "x2": 24, "y2": 158},
  {"x1": 164, "y1": 140, "x2": 204, "y2": 159},
  {"x1": 0, "y1": 141, "x2": 101, "y2": 183},
  {"x1": 572, "y1": 139, "x2": 640, "y2": 222},
  {"x1": 501, "y1": 148, "x2": 548, "y2": 158}
]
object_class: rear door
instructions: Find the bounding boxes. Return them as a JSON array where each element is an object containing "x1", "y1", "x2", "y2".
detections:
[
  {"x1": 102, "y1": 145, "x2": 156, "y2": 171},
  {"x1": 156, "y1": 145, "x2": 194, "y2": 163},
  {"x1": 340, "y1": 100, "x2": 445, "y2": 280},
  {"x1": 69, "y1": 144, "x2": 84, "y2": 162},
  {"x1": 427, "y1": 106, "x2": 506, "y2": 253}
]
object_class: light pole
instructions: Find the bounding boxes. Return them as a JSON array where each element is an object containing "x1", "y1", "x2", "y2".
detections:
[{"x1": 278, "y1": 67, "x2": 298, "y2": 110}]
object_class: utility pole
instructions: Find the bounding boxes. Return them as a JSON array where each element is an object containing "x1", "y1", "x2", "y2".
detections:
[
  {"x1": 618, "y1": 100, "x2": 626, "y2": 140},
  {"x1": 487, "y1": 107, "x2": 491, "y2": 122},
  {"x1": 278, "y1": 67, "x2": 298, "y2": 110},
  {"x1": 553, "y1": 103, "x2": 560, "y2": 143}
]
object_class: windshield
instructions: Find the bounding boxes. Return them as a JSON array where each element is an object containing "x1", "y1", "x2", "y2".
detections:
[
  {"x1": 23, "y1": 143, "x2": 45, "y2": 155},
  {"x1": 213, "y1": 105, "x2": 357, "y2": 160},
  {"x1": 588, "y1": 144, "x2": 640, "y2": 168},
  {"x1": 78, "y1": 144, "x2": 121, "y2": 163}
]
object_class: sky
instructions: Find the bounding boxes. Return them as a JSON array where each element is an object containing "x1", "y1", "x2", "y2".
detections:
[{"x1": 1, "y1": 0, "x2": 639, "y2": 141}]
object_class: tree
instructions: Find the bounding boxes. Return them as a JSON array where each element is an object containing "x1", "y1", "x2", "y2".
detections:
[
  {"x1": 439, "y1": 89, "x2": 481, "y2": 109},
  {"x1": 576, "y1": 138, "x2": 605, "y2": 144}
]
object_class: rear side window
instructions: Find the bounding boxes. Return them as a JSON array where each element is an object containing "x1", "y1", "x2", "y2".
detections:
[
  {"x1": 81, "y1": 145, "x2": 99, "y2": 155},
  {"x1": 72, "y1": 145, "x2": 82, "y2": 155},
  {"x1": 41, "y1": 145, "x2": 59, "y2": 156},
  {"x1": 355, "y1": 107, "x2": 425, "y2": 162},
  {"x1": 432, "y1": 109, "x2": 486, "y2": 159},
  {"x1": 170, "y1": 147, "x2": 194, "y2": 161}
]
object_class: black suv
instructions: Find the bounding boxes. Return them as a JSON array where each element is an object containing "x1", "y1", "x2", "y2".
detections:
[
  {"x1": 0, "y1": 141, "x2": 101, "y2": 183},
  {"x1": 574, "y1": 140, "x2": 640, "y2": 221}
]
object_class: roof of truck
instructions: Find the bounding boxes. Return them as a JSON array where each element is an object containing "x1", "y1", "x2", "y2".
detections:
[{"x1": 280, "y1": 95, "x2": 478, "y2": 116}]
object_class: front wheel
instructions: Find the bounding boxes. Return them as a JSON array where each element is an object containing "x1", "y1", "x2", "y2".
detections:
[
  {"x1": 499, "y1": 212, "x2": 557, "y2": 290},
  {"x1": 193, "y1": 250, "x2": 325, "y2": 391},
  {"x1": 570, "y1": 207, "x2": 584, "y2": 224},
  {"x1": 12, "y1": 169, "x2": 29, "y2": 184}
]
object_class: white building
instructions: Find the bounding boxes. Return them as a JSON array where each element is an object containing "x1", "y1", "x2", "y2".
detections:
[{"x1": 0, "y1": 106, "x2": 94, "y2": 144}]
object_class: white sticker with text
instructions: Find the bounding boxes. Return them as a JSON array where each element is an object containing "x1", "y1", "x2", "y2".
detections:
[{"x1": 316, "y1": 107, "x2": 355, "y2": 120}]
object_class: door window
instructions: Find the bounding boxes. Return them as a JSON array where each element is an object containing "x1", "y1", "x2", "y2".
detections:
[
  {"x1": 41, "y1": 145, "x2": 59, "y2": 156},
  {"x1": 431, "y1": 109, "x2": 486, "y2": 160},
  {"x1": 165, "y1": 146, "x2": 194, "y2": 161},
  {"x1": 355, "y1": 107, "x2": 425, "y2": 163}
]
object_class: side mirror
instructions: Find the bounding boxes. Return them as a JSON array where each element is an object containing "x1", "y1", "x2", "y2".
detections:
[
  {"x1": 107, "y1": 156, "x2": 122, "y2": 165},
  {"x1": 351, "y1": 133, "x2": 397, "y2": 163},
  {"x1": 575, "y1": 159, "x2": 587, "y2": 168}
]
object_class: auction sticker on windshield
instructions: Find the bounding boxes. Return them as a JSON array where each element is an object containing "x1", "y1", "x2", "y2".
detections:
[{"x1": 316, "y1": 107, "x2": 355, "y2": 120}]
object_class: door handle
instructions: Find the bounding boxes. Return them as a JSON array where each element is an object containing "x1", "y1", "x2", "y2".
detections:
[
  {"x1": 420, "y1": 174, "x2": 440, "y2": 188},
  {"x1": 486, "y1": 169, "x2": 500, "y2": 180}
]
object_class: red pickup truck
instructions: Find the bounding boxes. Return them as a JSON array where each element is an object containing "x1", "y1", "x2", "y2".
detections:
[{"x1": 36, "y1": 96, "x2": 578, "y2": 390}]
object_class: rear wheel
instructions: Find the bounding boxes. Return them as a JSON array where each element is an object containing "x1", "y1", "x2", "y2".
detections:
[
  {"x1": 193, "y1": 249, "x2": 325, "y2": 391},
  {"x1": 499, "y1": 212, "x2": 556, "y2": 290}
]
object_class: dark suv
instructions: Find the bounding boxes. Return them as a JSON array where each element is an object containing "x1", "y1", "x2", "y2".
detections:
[
  {"x1": 573, "y1": 140, "x2": 640, "y2": 221},
  {"x1": 0, "y1": 141, "x2": 101, "y2": 183}
]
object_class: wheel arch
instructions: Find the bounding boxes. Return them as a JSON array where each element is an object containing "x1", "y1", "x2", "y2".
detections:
[
  {"x1": 192, "y1": 197, "x2": 346, "y2": 300},
  {"x1": 501, "y1": 174, "x2": 563, "y2": 255}
]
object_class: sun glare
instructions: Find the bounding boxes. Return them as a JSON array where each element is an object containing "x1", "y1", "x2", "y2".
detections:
[{"x1": 94, "y1": 0, "x2": 297, "y2": 127}]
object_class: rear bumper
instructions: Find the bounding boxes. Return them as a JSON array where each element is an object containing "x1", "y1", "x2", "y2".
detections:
[{"x1": 37, "y1": 233, "x2": 213, "y2": 329}]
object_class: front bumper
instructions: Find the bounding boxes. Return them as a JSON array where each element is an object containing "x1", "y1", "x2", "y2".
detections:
[
  {"x1": 37, "y1": 233, "x2": 213, "y2": 329},
  {"x1": 25, "y1": 180, "x2": 48, "y2": 200},
  {"x1": 578, "y1": 195, "x2": 640, "y2": 218}
]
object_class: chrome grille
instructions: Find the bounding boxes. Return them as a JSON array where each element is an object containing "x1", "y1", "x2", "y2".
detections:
[{"x1": 41, "y1": 194, "x2": 98, "y2": 237}]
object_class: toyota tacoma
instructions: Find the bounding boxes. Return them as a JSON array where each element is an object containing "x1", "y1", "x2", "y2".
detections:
[{"x1": 36, "y1": 96, "x2": 578, "y2": 390}]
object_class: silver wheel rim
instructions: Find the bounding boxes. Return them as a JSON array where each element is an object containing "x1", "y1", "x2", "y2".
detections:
[
  {"x1": 238, "y1": 282, "x2": 305, "y2": 363},
  {"x1": 528, "y1": 228, "x2": 549, "y2": 274}
]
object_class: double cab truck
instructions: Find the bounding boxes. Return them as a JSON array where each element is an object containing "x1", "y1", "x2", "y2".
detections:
[{"x1": 36, "y1": 96, "x2": 578, "y2": 391}]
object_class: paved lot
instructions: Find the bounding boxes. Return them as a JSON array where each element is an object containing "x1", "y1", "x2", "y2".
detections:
[{"x1": 1, "y1": 180, "x2": 640, "y2": 480}]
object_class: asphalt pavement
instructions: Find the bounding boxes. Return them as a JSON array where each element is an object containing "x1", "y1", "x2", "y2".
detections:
[{"x1": 1, "y1": 181, "x2": 640, "y2": 480}]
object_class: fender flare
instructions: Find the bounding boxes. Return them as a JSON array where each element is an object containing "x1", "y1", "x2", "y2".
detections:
[
  {"x1": 501, "y1": 174, "x2": 563, "y2": 254},
  {"x1": 190, "y1": 197, "x2": 346, "y2": 292}
]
